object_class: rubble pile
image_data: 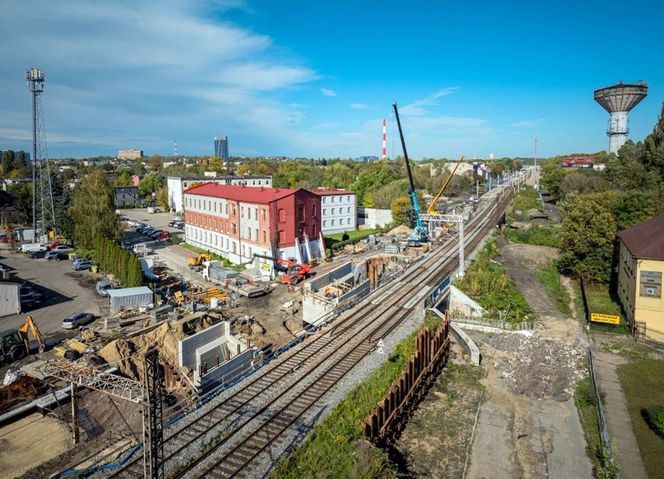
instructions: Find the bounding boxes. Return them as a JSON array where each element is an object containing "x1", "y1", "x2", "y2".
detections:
[{"x1": 486, "y1": 334, "x2": 586, "y2": 400}]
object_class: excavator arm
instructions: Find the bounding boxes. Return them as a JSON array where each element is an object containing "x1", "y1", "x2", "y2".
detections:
[
  {"x1": 18, "y1": 316, "x2": 45, "y2": 354},
  {"x1": 427, "y1": 156, "x2": 465, "y2": 214}
]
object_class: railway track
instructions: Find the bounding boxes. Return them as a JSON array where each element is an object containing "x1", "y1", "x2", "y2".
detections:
[{"x1": 104, "y1": 187, "x2": 513, "y2": 479}]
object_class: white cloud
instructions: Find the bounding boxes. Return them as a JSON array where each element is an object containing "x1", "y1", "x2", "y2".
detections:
[
  {"x1": 400, "y1": 87, "x2": 459, "y2": 116},
  {"x1": 0, "y1": 0, "x2": 320, "y2": 156},
  {"x1": 510, "y1": 118, "x2": 546, "y2": 128},
  {"x1": 320, "y1": 88, "x2": 337, "y2": 97},
  {"x1": 350, "y1": 103, "x2": 369, "y2": 110}
]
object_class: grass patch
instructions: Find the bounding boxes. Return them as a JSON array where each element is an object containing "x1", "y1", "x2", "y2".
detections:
[
  {"x1": 574, "y1": 377, "x2": 620, "y2": 478},
  {"x1": 584, "y1": 284, "x2": 630, "y2": 334},
  {"x1": 325, "y1": 228, "x2": 382, "y2": 243},
  {"x1": 585, "y1": 285, "x2": 622, "y2": 317},
  {"x1": 273, "y1": 312, "x2": 445, "y2": 479},
  {"x1": 571, "y1": 280, "x2": 586, "y2": 322},
  {"x1": 511, "y1": 185, "x2": 542, "y2": 213},
  {"x1": 179, "y1": 242, "x2": 245, "y2": 271},
  {"x1": 503, "y1": 225, "x2": 562, "y2": 248},
  {"x1": 453, "y1": 237, "x2": 534, "y2": 322},
  {"x1": 617, "y1": 359, "x2": 664, "y2": 478},
  {"x1": 537, "y1": 261, "x2": 572, "y2": 315}
]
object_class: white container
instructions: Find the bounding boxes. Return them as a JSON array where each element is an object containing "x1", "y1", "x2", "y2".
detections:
[{"x1": 210, "y1": 297, "x2": 220, "y2": 309}]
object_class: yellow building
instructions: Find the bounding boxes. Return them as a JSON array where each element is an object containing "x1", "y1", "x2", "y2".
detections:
[{"x1": 617, "y1": 214, "x2": 664, "y2": 341}]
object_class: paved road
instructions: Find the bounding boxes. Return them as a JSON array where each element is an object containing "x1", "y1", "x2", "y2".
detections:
[
  {"x1": 593, "y1": 350, "x2": 648, "y2": 479},
  {"x1": 0, "y1": 248, "x2": 107, "y2": 340}
]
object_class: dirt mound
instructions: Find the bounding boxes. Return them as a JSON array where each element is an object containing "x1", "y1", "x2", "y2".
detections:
[
  {"x1": 485, "y1": 334, "x2": 585, "y2": 400},
  {"x1": 387, "y1": 225, "x2": 413, "y2": 236},
  {"x1": 98, "y1": 313, "x2": 214, "y2": 381}
]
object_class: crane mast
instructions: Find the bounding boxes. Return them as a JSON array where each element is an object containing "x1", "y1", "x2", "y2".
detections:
[{"x1": 392, "y1": 102, "x2": 428, "y2": 243}]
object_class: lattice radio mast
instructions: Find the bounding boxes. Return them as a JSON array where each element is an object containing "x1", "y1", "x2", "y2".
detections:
[{"x1": 26, "y1": 67, "x2": 56, "y2": 241}]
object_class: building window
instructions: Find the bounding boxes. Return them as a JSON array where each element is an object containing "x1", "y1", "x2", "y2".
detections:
[
  {"x1": 261, "y1": 209, "x2": 266, "y2": 220},
  {"x1": 331, "y1": 208, "x2": 335, "y2": 215},
  {"x1": 262, "y1": 230, "x2": 267, "y2": 243},
  {"x1": 313, "y1": 205, "x2": 317, "y2": 217},
  {"x1": 324, "y1": 208, "x2": 328, "y2": 215},
  {"x1": 331, "y1": 219, "x2": 335, "y2": 226},
  {"x1": 347, "y1": 195, "x2": 351, "y2": 202},
  {"x1": 323, "y1": 220, "x2": 327, "y2": 227},
  {"x1": 278, "y1": 230, "x2": 285, "y2": 243},
  {"x1": 241, "y1": 206, "x2": 244, "y2": 218},
  {"x1": 347, "y1": 207, "x2": 351, "y2": 213},
  {"x1": 231, "y1": 223, "x2": 237, "y2": 234},
  {"x1": 331, "y1": 196, "x2": 335, "y2": 203},
  {"x1": 279, "y1": 208, "x2": 286, "y2": 222}
]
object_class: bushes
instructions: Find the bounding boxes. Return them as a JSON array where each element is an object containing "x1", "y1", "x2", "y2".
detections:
[
  {"x1": 94, "y1": 236, "x2": 143, "y2": 287},
  {"x1": 643, "y1": 406, "x2": 664, "y2": 439},
  {"x1": 537, "y1": 261, "x2": 572, "y2": 315}
]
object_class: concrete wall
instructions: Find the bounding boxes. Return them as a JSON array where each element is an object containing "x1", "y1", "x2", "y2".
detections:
[
  {"x1": 305, "y1": 262, "x2": 353, "y2": 292},
  {"x1": 198, "y1": 347, "x2": 257, "y2": 393}
]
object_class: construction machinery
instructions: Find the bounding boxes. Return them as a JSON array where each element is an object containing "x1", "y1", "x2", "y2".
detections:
[
  {"x1": 393, "y1": 102, "x2": 429, "y2": 244},
  {"x1": 1, "y1": 316, "x2": 45, "y2": 365},
  {"x1": 18, "y1": 315, "x2": 45, "y2": 354},
  {"x1": 188, "y1": 253, "x2": 212, "y2": 271},
  {"x1": 277, "y1": 259, "x2": 311, "y2": 285},
  {"x1": 427, "y1": 156, "x2": 464, "y2": 214}
]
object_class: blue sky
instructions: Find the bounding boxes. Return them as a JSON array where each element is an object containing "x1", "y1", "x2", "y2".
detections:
[{"x1": 0, "y1": 0, "x2": 662, "y2": 159}]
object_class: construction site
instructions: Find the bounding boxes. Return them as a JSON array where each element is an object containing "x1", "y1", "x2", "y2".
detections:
[{"x1": 0, "y1": 101, "x2": 519, "y2": 478}]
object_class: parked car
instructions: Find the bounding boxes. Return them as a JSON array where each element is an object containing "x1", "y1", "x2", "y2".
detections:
[
  {"x1": 0, "y1": 235, "x2": 13, "y2": 244},
  {"x1": 158, "y1": 231, "x2": 170, "y2": 240},
  {"x1": 28, "y1": 250, "x2": 46, "y2": 259},
  {"x1": 148, "y1": 230, "x2": 163, "y2": 239},
  {"x1": 61, "y1": 312, "x2": 94, "y2": 329},
  {"x1": 73, "y1": 260, "x2": 93, "y2": 271},
  {"x1": 46, "y1": 251, "x2": 69, "y2": 260},
  {"x1": 47, "y1": 241, "x2": 61, "y2": 250},
  {"x1": 96, "y1": 280, "x2": 113, "y2": 296},
  {"x1": 51, "y1": 245, "x2": 73, "y2": 253},
  {"x1": 173, "y1": 222, "x2": 184, "y2": 229}
]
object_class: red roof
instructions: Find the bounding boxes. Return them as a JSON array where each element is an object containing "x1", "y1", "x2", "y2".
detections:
[
  {"x1": 563, "y1": 156, "x2": 594, "y2": 164},
  {"x1": 184, "y1": 183, "x2": 298, "y2": 204},
  {"x1": 311, "y1": 188, "x2": 356, "y2": 196}
]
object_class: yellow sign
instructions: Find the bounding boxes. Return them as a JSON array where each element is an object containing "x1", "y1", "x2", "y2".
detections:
[{"x1": 590, "y1": 313, "x2": 621, "y2": 325}]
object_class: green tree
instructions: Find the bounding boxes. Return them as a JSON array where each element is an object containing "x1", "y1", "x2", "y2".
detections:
[
  {"x1": 391, "y1": 196, "x2": 412, "y2": 226},
  {"x1": 156, "y1": 186, "x2": 169, "y2": 210},
  {"x1": 559, "y1": 193, "x2": 618, "y2": 284},
  {"x1": 7, "y1": 183, "x2": 32, "y2": 225},
  {"x1": 127, "y1": 256, "x2": 144, "y2": 287},
  {"x1": 138, "y1": 174, "x2": 164, "y2": 198},
  {"x1": 69, "y1": 170, "x2": 121, "y2": 249},
  {"x1": 540, "y1": 160, "x2": 567, "y2": 199}
]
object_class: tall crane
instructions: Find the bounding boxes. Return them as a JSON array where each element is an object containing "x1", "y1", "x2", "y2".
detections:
[
  {"x1": 392, "y1": 103, "x2": 428, "y2": 244},
  {"x1": 427, "y1": 156, "x2": 464, "y2": 214}
]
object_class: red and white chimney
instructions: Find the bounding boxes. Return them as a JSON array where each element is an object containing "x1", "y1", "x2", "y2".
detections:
[{"x1": 381, "y1": 118, "x2": 387, "y2": 159}]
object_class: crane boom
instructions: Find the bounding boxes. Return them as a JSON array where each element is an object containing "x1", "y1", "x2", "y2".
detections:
[
  {"x1": 427, "y1": 156, "x2": 464, "y2": 214},
  {"x1": 392, "y1": 102, "x2": 428, "y2": 243}
]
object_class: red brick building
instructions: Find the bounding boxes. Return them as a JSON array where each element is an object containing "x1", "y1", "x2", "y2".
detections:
[{"x1": 183, "y1": 184, "x2": 322, "y2": 265}]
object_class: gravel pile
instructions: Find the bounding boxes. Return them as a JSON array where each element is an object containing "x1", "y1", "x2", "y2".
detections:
[{"x1": 486, "y1": 334, "x2": 586, "y2": 400}]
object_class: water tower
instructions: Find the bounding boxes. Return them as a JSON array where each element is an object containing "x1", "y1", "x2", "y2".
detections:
[{"x1": 594, "y1": 81, "x2": 648, "y2": 154}]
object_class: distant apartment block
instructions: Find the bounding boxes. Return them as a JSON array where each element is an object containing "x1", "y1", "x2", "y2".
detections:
[
  {"x1": 183, "y1": 184, "x2": 322, "y2": 265},
  {"x1": 214, "y1": 136, "x2": 229, "y2": 162},
  {"x1": 114, "y1": 186, "x2": 140, "y2": 208},
  {"x1": 312, "y1": 189, "x2": 357, "y2": 235},
  {"x1": 167, "y1": 175, "x2": 272, "y2": 213},
  {"x1": 117, "y1": 149, "x2": 143, "y2": 160}
]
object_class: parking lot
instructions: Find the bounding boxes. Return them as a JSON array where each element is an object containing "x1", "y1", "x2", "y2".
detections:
[
  {"x1": 0, "y1": 248, "x2": 108, "y2": 342},
  {"x1": 119, "y1": 208, "x2": 183, "y2": 233}
]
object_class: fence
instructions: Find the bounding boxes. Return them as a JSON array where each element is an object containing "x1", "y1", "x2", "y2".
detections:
[
  {"x1": 587, "y1": 347, "x2": 613, "y2": 457},
  {"x1": 450, "y1": 314, "x2": 535, "y2": 332},
  {"x1": 364, "y1": 314, "x2": 450, "y2": 443}
]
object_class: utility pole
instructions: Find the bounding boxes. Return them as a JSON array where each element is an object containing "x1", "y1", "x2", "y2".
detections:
[{"x1": 142, "y1": 348, "x2": 164, "y2": 479}]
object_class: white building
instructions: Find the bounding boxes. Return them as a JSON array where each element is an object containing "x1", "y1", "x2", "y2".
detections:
[
  {"x1": 313, "y1": 189, "x2": 357, "y2": 235},
  {"x1": 167, "y1": 175, "x2": 272, "y2": 213},
  {"x1": 358, "y1": 207, "x2": 393, "y2": 229}
]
